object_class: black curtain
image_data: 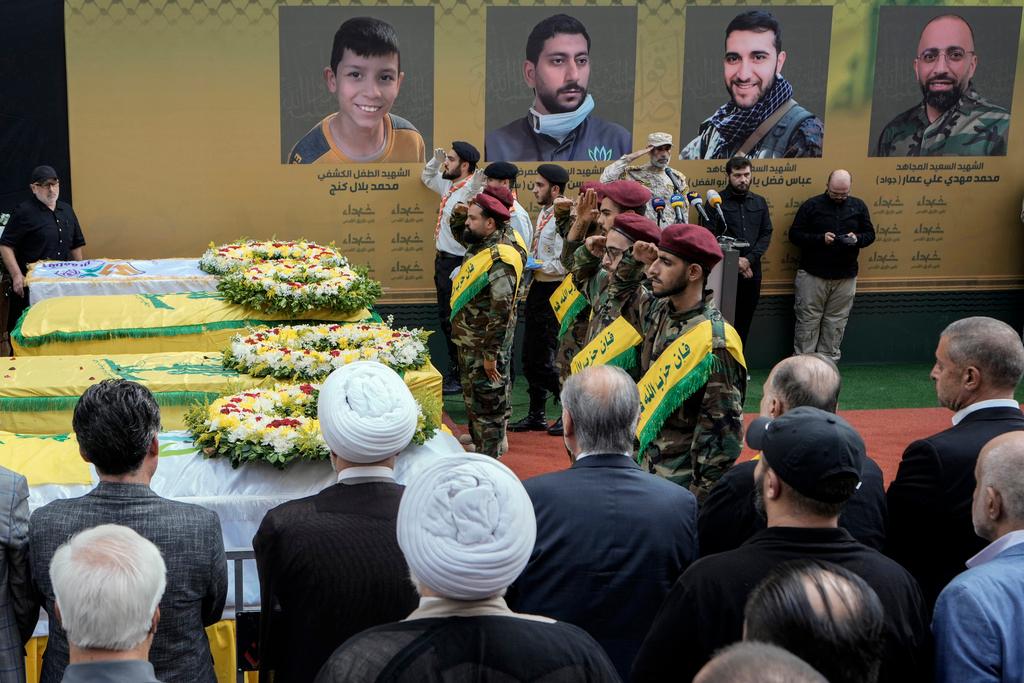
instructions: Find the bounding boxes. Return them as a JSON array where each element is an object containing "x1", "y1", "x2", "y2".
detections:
[{"x1": 0, "y1": 0, "x2": 70, "y2": 215}]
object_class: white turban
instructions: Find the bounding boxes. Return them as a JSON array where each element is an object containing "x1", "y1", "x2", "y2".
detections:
[
  {"x1": 317, "y1": 361, "x2": 418, "y2": 463},
  {"x1": 398, "y1": 454, "x2": 536, "y2": 600}
]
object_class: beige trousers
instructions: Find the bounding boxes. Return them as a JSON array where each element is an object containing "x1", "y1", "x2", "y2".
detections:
[{"x1": 793, "y1": 269, "x2": 856, "y2": 361}]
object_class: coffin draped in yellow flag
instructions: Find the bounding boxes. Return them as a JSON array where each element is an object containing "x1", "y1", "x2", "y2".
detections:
[
  {"x1": 570, "y1": 316, "x2": 642, "y2": 374},
  {"x1": 449, "y1": 244, "x2": 524, "y2": 320},
  {"x1": 635, "y1": 319, "x2": 746, "y2": 459}
]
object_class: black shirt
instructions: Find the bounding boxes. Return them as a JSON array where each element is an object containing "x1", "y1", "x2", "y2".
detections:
[
  {"x1": 706, "y1": 186, "x2": 773, "y2": 270},
  {"x1": 631, "y1": 527, "x2": 931, "y2": 683},
  {"x1": 698, "y1": 456, "x2": 889, "y2": 557},
  {"x1": 788, "y1": 192, "x2": 874, "y2": 279},
  {"x1": 0, "y1": 197, "x2": 86, "y2": 275}
]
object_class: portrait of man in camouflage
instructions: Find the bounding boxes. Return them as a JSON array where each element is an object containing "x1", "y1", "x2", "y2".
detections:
[
  {"x1": 876, "y1": 14, "x2": 1010, "y2": 157},
  {"x1": 679, "y1": 9, "x2": 824, "y2": 160}
]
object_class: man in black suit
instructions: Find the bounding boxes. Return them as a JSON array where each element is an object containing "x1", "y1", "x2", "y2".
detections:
[
  {"x1": 29, "y1": 380, "x2": 227, "y2": 683},
  {"x1": 507, "y1": 365, "x2": 699, "y2": 679},
  {"x1": 253, "y1": 362, "x2": 420, "y2": 682},
  {"x1": 699, "y1": 354, "x2": 887, "y2": 556},
  {"x1": 887, "y1": 316, "x2": 1024, "y2": 608}
]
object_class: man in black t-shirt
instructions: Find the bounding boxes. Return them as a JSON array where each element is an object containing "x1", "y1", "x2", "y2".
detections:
[{"x1": 0, "y1": 165, "x2": 86, "y2": 332}]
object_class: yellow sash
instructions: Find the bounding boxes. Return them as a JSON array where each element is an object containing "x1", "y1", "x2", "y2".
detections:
[
  {"x1": 449, "y1": 244, "x2": 524, "y2": 320},
  {"x1": 635, "y1": 319, "x2": 746, "y2": 456},
  {"x1": 549, "y1": 277, "x2": 586, "y2": 338},
  {"x1": 570, "y1": 316, "x2": 642, "y2": 374}
]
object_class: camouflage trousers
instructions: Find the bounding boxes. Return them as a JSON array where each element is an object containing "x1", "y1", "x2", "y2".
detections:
[
  {"x1": 457, "y1": 346, "x2": 512, "y2": 458},
  {"x1": 554, "y1": 309, "x2": 591, "y2": 384}
]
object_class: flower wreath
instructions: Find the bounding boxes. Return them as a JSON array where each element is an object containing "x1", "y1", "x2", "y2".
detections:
[
  {"x1": 216, "y1": 259, "x2": 383, "y2": 315},
  {"x1": 222, "y1": 321, "x2": 430, "y2": 381},
  {"x1": 185, "y1": 383, "x2": 438, "y2": 469},
  {"x1": 198, "y1": 239, "x2": 346, "y2": 275}
]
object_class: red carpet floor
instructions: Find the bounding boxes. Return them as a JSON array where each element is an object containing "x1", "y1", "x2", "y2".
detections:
[{"x1": 445, "y1": 407, "x2": 955, "y2": 487}]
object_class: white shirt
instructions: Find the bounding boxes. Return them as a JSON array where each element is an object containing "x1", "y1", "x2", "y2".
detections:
[
  {"x1": 406, "y1": 596, "x2": 554, "y2": 624},
  {"x1": 510, "y1": 200, "x2": 533, "y2": 254},
  {"x1": 336, "y1": 465, "x2": 396, "y2": 484},
  {"x1": 966, "y1": 529, "x2": 1024, "y2": 569},
  {"x1": 574, "y1": 451, "x2": 630, "y2": 461},
  {"x1": 951, "y1": 398, "x2": 1021, "y2": 426},
  {"x1": 421, "y1": 158, "x2": 473, "y2": 256},
  {"x1": 531, "y1": 205, "x2": 567, "y2": 282}
]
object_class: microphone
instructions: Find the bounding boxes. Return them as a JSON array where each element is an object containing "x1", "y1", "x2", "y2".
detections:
[
  {"x1": 651, "y1": 197, "x2": 667, "y2": 224},
  {"x1": 670, "y1": 194, "x2": 687, "y2": 223},
  {"x1": 706, "y1": 189, "x2": 727, "y2": 229},
  {"x1": 687, "y1": 192, "x2": 710, "y2": 224}
]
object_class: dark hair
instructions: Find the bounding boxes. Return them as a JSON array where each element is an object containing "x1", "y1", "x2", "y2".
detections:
[
  {"x1": 330, "y1": 17, "x2": 401, "y2": 74},
  {"x1": 699, "y1": 642, "x2": 826, "y2": 683},
  {"x1": 725, "y1": 10, "x2": 782, "y2": 53},
  {"x1": 72, "y1": 380, "x2": 161, "y2": 475},
  {"x1": 745, "y1": 560, "x2": 885, "y2": 683},
  {"x1": 771, "y1": 354, "x2": 842, "y2": 413},
  {"x1": 526, "y1": 14, "x2": 591, "y2": 64},
  {"x1": 725, "y1": 156, "x2": 752, "y2": 175},
  {"x1": 784, "y1": 475, "x2": 860, "y2": 518}
]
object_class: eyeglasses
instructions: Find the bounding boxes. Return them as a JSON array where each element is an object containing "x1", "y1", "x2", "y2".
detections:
[
  {"x1": 33, "y1": 181, "x2": 59, "y2": 189},
  {"x1": 603, "y1": 246, "x2": 626, "y2": 261},
  {"x1": 918, "y1": 48, "x2": 974, "y2": 64}
]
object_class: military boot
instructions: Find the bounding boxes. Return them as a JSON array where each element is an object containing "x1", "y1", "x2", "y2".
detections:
[{"x1": 509, "y1": 409, "x2": 548, "y2": 432}]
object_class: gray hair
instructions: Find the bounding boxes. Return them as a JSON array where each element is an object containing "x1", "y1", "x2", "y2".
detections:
[
  {"x1": 50, "y1": 524, "x2": 167, "y2": 651},
  {"x1": 942, "y1": 317, "x2": 1024, "y2": 391},
  {"x1": 771, "y1": 355, "x2": 841, "y2": 413},
  {"x1": 695, "y1": 642, "x2": 827, "y2": 683},
  {"x1": 560, "y1": 366, "x2": 639, "y2": 455},
  {"x1": 980, "y1": 434, "x2": 1024, "y2": 524}
]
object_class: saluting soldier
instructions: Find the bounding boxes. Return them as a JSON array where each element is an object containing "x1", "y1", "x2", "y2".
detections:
[
  {"x1": 624, "y1": 224, "x2": 747, "y2": 501},
  {"x1": 448, "y1": 187, "x2": 528, "y2": 457},
  {"x1": 600, "y1": 132, "x2": 689, "y2": 226}
]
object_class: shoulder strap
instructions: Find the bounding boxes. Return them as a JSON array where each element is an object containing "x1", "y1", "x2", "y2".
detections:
[{"x1": 737, "y1": 99, "x2": 798, "y2": 156}]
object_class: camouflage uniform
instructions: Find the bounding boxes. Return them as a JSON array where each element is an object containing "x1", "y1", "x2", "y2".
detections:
[
  {"x1": 449, "y1": 212, "x2": 528, "y2": 458},
  {"x1": 569, "y1": 242, "x2": 646, "y2": 350},
  {"x1": 600, "y1": 159, "x2": 688, "y2": 226},
  {"x1": 679, "y1": 107, "x2": 823, "y2": 159},
  {"x1": 876, "y1": 89, "x2": 1009, "y2": 157},
  {"x1": 553, "y1": 205, "x2": 592, "y2": 384},
  {"x1": 621, "y1": 270, "x2": 746, "y2": 500}
]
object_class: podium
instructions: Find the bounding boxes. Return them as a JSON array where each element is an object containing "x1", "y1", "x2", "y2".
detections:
[{"x1": 708, "y1": 238, "x2": 748, "y2": 325}]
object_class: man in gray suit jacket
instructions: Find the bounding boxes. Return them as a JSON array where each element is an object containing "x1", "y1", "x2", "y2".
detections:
[
  {"x1": 29, "y1": 380, "x2": 227, "y2": 683},
  {"x1": 0, "y1": 465, "x2": 36, "y2": 683}
]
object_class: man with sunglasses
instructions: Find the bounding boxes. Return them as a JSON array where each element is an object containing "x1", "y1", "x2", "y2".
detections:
[
  {"x1": 877, "y1": 14, "x2": 1009, "y2": 157},
  {"x1": 0, "y1": 166, "x2": 86, "y2": 333}
]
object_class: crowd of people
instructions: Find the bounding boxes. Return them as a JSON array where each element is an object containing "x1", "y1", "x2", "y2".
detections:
[{"x1": 0, "y1": 314, "x2": 1016, "y2": 681}]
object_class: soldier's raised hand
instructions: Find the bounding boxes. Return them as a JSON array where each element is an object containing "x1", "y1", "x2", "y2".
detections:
[
  {"x1": 585, "y1": 235, "x2": 607, "y2": 258},
  {"x1": 633, "y1": 240, "x2": 660, "y2": 264},
  {"x1": 433, "y1": 148, "x2": 446, "y2": 163}
]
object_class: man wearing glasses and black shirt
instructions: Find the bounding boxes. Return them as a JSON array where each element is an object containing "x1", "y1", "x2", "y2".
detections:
[
  {"x1": 788, "y1": 170, "x2": 874, "y2": 362},
  {"x1": 0, "y1": 165, "x2": 86, "y2": 333},
  {"x1": 876, "y1": 13, "x2": 1009, "y2": 157}
]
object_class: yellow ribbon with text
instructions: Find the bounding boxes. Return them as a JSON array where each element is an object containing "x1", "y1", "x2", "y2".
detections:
[{"x1": 570, "y1": 316, "x2": 642, "y2": 374}]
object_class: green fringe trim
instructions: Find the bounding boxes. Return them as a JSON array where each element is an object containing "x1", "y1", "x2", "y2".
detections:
[
  {"x1": 556, "y1": 295, "x2": 588, "y2": 339},
  {"x1": 606, "y1": 346, "x2": 638, "y2": 372},
  {"x1": 0, "y1": 391, "x2": 222, "y2": 413},
  {"x1": 636, "y1": 353, "x2": 720, "y2": 463},
  {"x1": 449, "y1": 276, "x2": 489, "y2": 322},
  {"x1": 11, "y1": 311, "x2": 379, "y2": 348}
]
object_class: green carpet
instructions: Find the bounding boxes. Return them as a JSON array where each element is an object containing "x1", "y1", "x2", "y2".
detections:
[{"x1": 444, "y1": 363, "x2": 1024, "y2": 423}]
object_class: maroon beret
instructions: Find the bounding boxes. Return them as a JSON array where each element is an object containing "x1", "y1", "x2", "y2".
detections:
[
  {"x1": 659, "y1": 223, "x2": 722, "y2": 269},
  {"x1": 472, "y1": 192, "x2": 511, "y2": 222},
  {"x1": 611, "y1": 213, "x2": 661, "y2": 246},
  {"x1": 579, "y1": 180, "x2": 605, "y2": 199},
  {"x1": 482, "y1": 184, "x2": 514, "y2": 209},
  {"x1": 601, "y1": 180, "x2": 652, "y2": 210}
]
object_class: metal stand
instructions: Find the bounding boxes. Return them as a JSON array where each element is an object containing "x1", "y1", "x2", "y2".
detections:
[{"x1": 708, "y1": 238, "x2": 748, "y2": 325}]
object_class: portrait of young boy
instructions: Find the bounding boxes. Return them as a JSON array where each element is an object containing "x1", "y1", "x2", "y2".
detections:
[{"x1": 287, "y1": 17, "x2": 425, "y2": 164}]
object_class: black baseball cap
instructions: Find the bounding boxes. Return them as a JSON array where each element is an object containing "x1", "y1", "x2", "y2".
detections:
[
  {"x1": 746, "y1": 406, "x2": 863, "y2": 503},
  {"x1": 31, "y1": 165, "x2": 58, "y2": 183}
]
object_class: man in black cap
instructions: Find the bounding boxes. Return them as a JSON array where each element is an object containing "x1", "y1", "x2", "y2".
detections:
[
  {"x1": 1, "y1": 166, "x2": 86, "y2": 333},
  {"x1": 422, "y1": 142, "x2": 482, "y2": 394},
  {"x1": 631, "y1": 407, "x2": 930, "y2": 683},
  {"x1": 482, "y1": 162, "x2": 533, "y2": 251},
  {"x1": 511, "y1": 163, "x2": 569, "y2": 432}
]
